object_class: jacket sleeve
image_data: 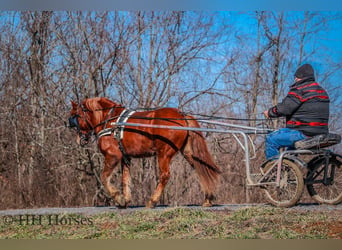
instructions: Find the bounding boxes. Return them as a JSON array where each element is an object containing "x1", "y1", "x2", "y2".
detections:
[{"x1": 268, "y1": 93, "x2": 302, "y2": 118}]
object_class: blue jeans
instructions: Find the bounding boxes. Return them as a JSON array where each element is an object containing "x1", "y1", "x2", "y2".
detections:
[{"x1": 265, "y1": 128, "x2": 307, "y2": 159}]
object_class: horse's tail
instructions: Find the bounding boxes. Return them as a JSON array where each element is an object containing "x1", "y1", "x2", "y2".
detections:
[{"x1": 182, "y1": 116, "x2": 221, "y2": 203}]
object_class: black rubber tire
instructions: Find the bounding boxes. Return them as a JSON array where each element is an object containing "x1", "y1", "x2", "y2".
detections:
[{"x1": 306, "y1": 157, "x2": 342, "y2": 205}]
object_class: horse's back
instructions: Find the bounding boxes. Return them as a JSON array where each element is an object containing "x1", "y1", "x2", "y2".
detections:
[
  {"x1": 131, "y1": 107, "x2": 188, "y2": 126},
  {"x1": 118, "y1": 107, "x2": 189, "y2": 155}
]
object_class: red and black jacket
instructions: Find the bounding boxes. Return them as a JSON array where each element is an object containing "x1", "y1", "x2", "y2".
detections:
[{"x1": 268, "y1": 77, "x2": 330, "y2": 137}]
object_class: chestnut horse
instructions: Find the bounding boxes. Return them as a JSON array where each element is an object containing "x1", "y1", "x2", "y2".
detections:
[{"x1": 68, "y1": 97, "x2": 221, "y2": 208}]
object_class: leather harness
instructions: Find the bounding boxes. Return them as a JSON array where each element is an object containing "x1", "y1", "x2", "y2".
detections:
[{"x1": 97, "y1": 109, "x2": 135, "y2": 165}]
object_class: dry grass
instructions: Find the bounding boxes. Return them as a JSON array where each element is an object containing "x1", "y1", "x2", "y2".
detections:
[{"x1": 0, "y1": 206, "x2": 341, "y2": 239}]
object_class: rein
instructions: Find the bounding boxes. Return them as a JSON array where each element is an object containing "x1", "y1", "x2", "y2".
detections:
[{"x1": 70, "y1": 102, "x2": 272, "y2": 147}]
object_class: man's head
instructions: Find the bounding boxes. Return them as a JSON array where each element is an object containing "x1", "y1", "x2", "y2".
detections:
[{"x1": 294, "y1": 63, "x2": 315, "y2": 81}]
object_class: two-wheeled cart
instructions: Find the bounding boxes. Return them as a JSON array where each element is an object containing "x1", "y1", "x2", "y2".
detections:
[
  {"x1": 115, "y1": 119, "x2": 342, "y2": 207},
  {"x1": 199, "y1": 120, "x2": 342, "y2": 207},
  {"x1": 257, "y1": 134, "x2": 342, "y2": 207}
]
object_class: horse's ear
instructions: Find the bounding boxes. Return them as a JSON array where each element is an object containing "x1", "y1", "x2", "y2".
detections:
[{"x1": 71, "y1": 101, "x2": 78, "y2": 109}]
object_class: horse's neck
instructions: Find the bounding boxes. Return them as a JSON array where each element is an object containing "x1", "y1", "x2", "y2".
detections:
[
  {"x1": 90, "y1": 99, "x2": 124, "y2": 133},
  {"x1": 99, "y1": 98, "x2": 125, "y2": 118},
  {"x1": 112, "y1": 106, "x2": 126, "y2": 118}
]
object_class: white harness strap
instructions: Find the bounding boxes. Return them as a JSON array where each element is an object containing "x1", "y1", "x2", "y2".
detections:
[
  {"x1": 97, "y1": 128, "x2": 112, "y2": 138},
  {"x1": 110, "y1": 109, "x2": 135, "y2": 140}
]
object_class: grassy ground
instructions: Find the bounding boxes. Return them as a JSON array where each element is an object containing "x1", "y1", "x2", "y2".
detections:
[{"x1": 0, "y1": 206, "x2": 341, "y2": 239}]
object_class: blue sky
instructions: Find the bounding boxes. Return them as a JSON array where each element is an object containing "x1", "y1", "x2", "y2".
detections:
[
  {"x1": 1, "y1": 10, "x2": 340, "y2": 88},
  {"x1": 221, "y1": 12, "x2": 342, "y2": 83},
  {"x1": 1, "y1": 10, "x2": 340, "y2": 95},
  {"x1": 1, "y1": 0, "x2": 342, "y2": 11},
  {"x1": 0, "y1": 9, "x2": 340, "y2": 125}
]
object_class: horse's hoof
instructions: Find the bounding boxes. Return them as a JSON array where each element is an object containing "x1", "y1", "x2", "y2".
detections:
[
  {"x1": 202, "y1": 201, "x2": 213, "y2": 207},
  {"x1": 115, "y1": 195, "x2": 127, "y2": 208},
  {"x1": 146, "y1": 200, "x2": 156, "y2": 208}
]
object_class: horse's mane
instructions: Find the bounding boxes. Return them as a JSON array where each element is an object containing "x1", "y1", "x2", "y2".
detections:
[{"x1": 83, "y1": 97, "x2": 118, "y2": 126}]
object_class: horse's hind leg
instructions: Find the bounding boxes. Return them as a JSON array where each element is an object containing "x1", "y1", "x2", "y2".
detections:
[
  {"x1": 146, "y1": 154, "x2": 172, "y2": 208},
  {"x1": 101, "y1": 156, "x2": 126, "y2": 207},
  {"x1": 121, "y1": 162, "x2": 132, "y2": 207}
]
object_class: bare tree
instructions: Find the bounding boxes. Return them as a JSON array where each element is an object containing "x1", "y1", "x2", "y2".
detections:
[{"x1": 0, "y1": 11, "x2": 341, "y2": 209}]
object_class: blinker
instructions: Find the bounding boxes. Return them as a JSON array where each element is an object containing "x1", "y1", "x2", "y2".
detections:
[{"x1": 68, "y1": 115, "x2": 80, "y2": 129}]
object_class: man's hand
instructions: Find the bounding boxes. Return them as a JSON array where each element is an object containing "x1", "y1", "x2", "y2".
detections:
[{"x1": 263, "y1": 110, "x2": 269, "y2": 118}]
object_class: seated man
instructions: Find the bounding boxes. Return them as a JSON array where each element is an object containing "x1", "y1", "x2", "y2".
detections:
[{"x1": 263, "y1": 63, "x2": 330, "y2": 159}]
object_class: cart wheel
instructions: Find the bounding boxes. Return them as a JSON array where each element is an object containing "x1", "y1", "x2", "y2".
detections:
[
  {"x1": 306, "y1": 156, "x2": 342, "y2": 205},
  {"x1": 262, "y1": 158, "x2": 304, "y2": 207}
]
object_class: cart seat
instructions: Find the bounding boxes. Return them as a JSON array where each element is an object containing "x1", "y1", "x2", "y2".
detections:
[{"x1": 294, "y1": 133, "x2": 341, "y2": 150}]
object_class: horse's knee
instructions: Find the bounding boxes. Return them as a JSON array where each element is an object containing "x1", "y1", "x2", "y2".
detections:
[
  {"x1": 100, "y1": 171, "x2": 109, "y2": 183},
  {"x1": 159, "y1": 171, "x2": 170, "y2": 184},
  {"x1": 100, "y1": 166, "x2": 120, "y2": 199},
  {"x1": 100, "y1": 170, "x2": 113, "y2": 190}
]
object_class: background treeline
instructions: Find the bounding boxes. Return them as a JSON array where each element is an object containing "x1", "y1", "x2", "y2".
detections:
[{"x1": 0, "y1": 11, "x2": 341, "y2": 209}]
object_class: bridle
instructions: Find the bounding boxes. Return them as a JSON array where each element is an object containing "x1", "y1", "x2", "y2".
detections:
[
  {"x1": 68, "y1": 105, "x2": 96, "y2": 146},
  {"x1": 68, "y1": 103, "x2": 117, "y2": 147}
]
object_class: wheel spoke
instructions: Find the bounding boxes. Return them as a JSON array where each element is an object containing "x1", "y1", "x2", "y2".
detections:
[
  {"x1": 306, "y1": 158, "x2": 342, "y2": 205},
  {"x1": 262, "y1": 159, "x2": 304, "y2": 207}
]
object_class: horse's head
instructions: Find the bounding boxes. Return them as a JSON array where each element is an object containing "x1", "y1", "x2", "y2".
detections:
[
  {"x1": 68, "y1": 97, "x2": 119, "y2": 146},
  {"x1": 68, "y1": 99, "x2": 97, "y2": 146}
]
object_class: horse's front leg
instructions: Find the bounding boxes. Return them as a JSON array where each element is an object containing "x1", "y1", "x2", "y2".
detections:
[
  {"x1": 121, "y1": 161, "x2": 132, "y2": 208},
  {"x1": 101, "y1": 155, "x2": 126, "y2": 207}
]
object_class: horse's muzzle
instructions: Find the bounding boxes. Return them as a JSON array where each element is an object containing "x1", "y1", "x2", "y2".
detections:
[
  {"x1": 79, "y1": 134, "x2": 90, "y2": 147},
  {"x1": 68, "y1": 115, "x2": 79, "y2": 129}
]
